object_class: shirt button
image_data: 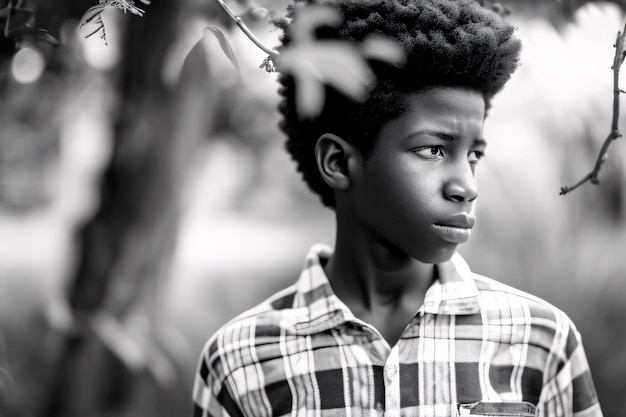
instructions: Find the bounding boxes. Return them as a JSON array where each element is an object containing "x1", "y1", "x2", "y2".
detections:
[{"x1": 384, "y1": 364, "x2": 398, "y2": 381}]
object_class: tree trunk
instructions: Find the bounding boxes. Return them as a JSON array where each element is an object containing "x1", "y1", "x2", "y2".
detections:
[{"x1": 44, "y1": 1, "x2": 220, "y2": 415}]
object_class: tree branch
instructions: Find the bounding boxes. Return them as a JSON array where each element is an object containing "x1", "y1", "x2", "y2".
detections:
[
  {"x1": 560, "y1": 20, "x2": 626, "y2": 195},
  {"x1": 213, "y1": 0, "x2": 279, "y2": 58}
]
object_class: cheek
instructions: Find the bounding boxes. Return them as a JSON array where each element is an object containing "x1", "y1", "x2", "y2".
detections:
[{"x1": 362, "y1": 163, "x2": 434, "y2": 220}]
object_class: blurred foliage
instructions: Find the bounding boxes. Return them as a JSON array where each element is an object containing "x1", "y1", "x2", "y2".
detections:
[
  {"x1": 0, "y1": 81, "x2": 61, "y2": 211},
  {"x1": 0, "y1": 0, "x2": 58, "y2": 60},
  {"x1": 0, "y1": 1, "x2": 625, "y2": 417},
  {"x1": 274, "y1": 5, "x2": 405, "y2": 118},
  {"x1": 79, "y1": 0, "x2": 151, "y2": 45}
]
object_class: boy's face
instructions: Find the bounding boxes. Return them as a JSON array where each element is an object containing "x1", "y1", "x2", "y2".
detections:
[{"x1": 349, "y1": 87, "x2": 486, "y2": 264}]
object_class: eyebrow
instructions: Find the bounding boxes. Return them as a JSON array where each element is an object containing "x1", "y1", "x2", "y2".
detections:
[{"x1": 404, "y1": 130, "x2": 487, "y2": 146}]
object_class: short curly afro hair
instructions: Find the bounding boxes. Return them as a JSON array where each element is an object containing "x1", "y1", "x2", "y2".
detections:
[{"x1": 275, "y1": 0, "x2": 522, "y2": 208}]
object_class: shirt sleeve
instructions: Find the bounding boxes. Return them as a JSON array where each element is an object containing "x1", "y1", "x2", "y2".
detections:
[
  {"x1": 192, "y1": 337, "x2": 243, "y2": 417},
  {"x1": 537, "y1": 320, "x2": 603, "y2": 417}
]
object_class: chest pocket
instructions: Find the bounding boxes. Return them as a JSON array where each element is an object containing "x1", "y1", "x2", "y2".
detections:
[{"x1": 458, "y1": 401, "x2": 536, "y2": 416}]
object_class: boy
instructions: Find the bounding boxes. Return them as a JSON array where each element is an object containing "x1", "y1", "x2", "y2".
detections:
[{"x1": 193, "y1": 0, "x2": 603, "y2": 415}]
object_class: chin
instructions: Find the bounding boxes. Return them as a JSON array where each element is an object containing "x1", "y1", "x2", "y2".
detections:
[{"x1": 414, "y1": 245, "x2": 458, "y2": 264}]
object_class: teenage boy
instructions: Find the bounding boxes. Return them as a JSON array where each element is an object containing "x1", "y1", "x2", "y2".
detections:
[{"x1": 193, "y1": 0, "x2": 602, "y2": 415}]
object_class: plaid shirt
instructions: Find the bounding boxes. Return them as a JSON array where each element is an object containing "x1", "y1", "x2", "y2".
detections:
[{"x1": 193, "y1": 244, "x2": 602, "y2": 417}]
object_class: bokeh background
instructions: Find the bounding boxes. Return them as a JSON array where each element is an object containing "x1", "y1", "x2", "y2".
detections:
[{"x1": 1, "y1": 0, "x2": 625, "y2": 416}]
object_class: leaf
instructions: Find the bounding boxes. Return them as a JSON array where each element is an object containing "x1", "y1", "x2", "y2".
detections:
[
  {"x1": 276, "y1": 41, "x2": 375, "y2": 118},
  {"x1": 79, "y1": 1, "x2": 150, "y2": 44},
  {"x1": 361, "y1": 36, "x2": 406, "y2": 67},
  {"x1": 80, "y1": 4, "x2": 105, "y2": 27},
  {"x1": 91, "y1": 312, "x2": 146, "y2": 373},
  {"x1": 276, "y1": 6, "x2": 374, "y2": 118},
  {"x1": 275, "y1": 5, "x2": 406, "y2": 119},
  {"x1": 288, "y1": 5, "x2": 342, "y2": 43},
  {"x1": 294, "y1": 68, "x2": 324, "y2": 119},
  {"x1": 100, "y1": 0, "x2": 146, "y2": 17},
  {"x1": 8, "y1": 27, "x2": 59, "y2": 45},
  {"x1": 203, "y1": 25, "x2": 240, "y2": 72},
  {"x1": 79, "y1": 5, "x2": 106, "y2": 42},
  {"x1": 0, "y1": 7, "x2": 33, "y2": 30},
  {"x1": 178, "y1": 30, "x2": 211, "y2": 85}
]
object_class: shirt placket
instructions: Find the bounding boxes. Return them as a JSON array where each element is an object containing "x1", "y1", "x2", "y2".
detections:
[{"x1": 383, "y1": 345, "x2": 401, "y2": 417}]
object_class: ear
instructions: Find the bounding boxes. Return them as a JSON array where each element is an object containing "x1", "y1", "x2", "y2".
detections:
[{"x1": 315, "y1": 133, "x2": 357, "y2": 190}]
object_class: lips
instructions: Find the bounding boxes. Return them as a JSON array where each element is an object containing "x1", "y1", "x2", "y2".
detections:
[{"x1": 433, "y1": 214, "x2": 475, "y2": 244}]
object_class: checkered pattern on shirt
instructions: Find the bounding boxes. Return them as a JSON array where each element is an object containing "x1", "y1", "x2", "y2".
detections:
[{"x1": 192, "y1": 244, "x2": 602, "y2": 417}]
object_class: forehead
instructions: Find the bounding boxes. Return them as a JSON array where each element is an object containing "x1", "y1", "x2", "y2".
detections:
[
  {"x1": 376, "y1": 87, "x2": 487, "y2": 139},
  {"x1": 413, "y1": 86, "x2": 484, "y2": 111}
]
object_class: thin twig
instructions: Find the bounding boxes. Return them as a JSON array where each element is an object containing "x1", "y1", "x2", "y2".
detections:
[
  {"x1": 213, "y1": 0, "x2": 279, "y2": 57},
  {"x1": 560, "y1": 20, "x2": 626, "y2": 195},
  {"x1": 3, "y1": 1, "x2": 12, "y2": 38}
]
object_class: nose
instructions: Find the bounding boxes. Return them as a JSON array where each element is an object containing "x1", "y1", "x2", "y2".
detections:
[{"x1": 443, "y1": 162, "x2": 478, "y2": 203}]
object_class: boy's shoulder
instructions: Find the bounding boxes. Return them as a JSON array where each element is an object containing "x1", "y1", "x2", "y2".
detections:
[
  {"x1": 200, "y1": 283, "x2": 303, "y2": 353},
  {"x1": 470, "y1": 272, "x2": 571, "y2": 321},
  {"x1": 467, "y1": 271, "x2": 582, "y2": 351},
  {"x1": 436, "y1": 254, "x2": 577, "y2": 333},
  {"x1": 214, "y1": 282, "x2": 302, "y2": 335}
]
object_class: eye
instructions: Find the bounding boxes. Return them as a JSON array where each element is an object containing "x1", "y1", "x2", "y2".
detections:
[
  {"x1": 413, "y1": 146, "x2": 445, "y2": 160},
  {"x1": 468, "y1": 150, "x2": 485, "y2": 164}
]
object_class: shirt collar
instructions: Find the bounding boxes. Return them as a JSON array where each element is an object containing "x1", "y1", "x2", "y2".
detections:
[{"x1": 290, "y1": 244, "x2": 481, "y2": 334}]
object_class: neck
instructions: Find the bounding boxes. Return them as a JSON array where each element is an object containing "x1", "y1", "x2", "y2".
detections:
[{"x1": 324, "y1": 215, "x2": 435, "y2": 312}]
